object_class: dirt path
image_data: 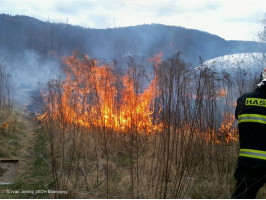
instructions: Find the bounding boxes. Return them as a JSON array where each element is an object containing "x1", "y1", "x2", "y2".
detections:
[
  {"x1": 16, "y1": 114, "x2": 38, "y2": 175},
  {"x1": 0, "y1": 112, "x2": 41, "y2": 197},
  {"x1": 0, "y1": 161, "x2": 18, "y2": 183}
]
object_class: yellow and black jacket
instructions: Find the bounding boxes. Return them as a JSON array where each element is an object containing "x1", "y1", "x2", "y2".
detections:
[{"x1": 235, "y1": 88, "x2": 266, "y2": 171}]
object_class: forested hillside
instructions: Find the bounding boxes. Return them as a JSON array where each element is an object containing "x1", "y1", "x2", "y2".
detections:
[{"x1": 0, "y1": 14, "x2": 262, "y2": 65}]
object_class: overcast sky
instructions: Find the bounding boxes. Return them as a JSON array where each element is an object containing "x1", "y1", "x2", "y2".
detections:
[{"x1": 1, "y1": 0, "x2": 265, "y2": 41}]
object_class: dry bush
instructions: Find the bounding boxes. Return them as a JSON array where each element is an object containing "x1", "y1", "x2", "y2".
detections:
[
  {"x1": 39, "y1": 52, "x2": 261, "y2": 198},
  {"x1": 0, "y1": 63, "x2": 13, "y2": 135}
]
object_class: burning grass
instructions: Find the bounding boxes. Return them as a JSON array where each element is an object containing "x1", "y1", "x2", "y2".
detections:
[
  {"x1": 42, "y1": 52, "x2": 162, "y2": 134},
  {"x1": 38, "y1": 52, "x2": 246, "y2": 198}
]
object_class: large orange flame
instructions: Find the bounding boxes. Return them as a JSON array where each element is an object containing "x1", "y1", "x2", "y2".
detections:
[
  {"x1": 40, "y1": 52, "x2": 238, "y2": 142},
  {"x1": 44, "y1": 53, "x2": 162, "y2": 133}
]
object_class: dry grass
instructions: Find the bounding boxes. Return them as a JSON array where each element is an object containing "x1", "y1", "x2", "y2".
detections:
[
  {"x1": 40, "y1": 121, "x2": 241, "y2": 198},
  {"x1": 38, "y1": 52, "x2": 264, "y2": 198}
]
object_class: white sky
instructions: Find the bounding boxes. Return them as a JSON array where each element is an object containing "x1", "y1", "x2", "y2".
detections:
[{"x1": 1, "y1": 0, "x2": 265, "y2": 41}]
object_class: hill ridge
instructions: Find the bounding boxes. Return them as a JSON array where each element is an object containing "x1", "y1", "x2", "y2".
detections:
[{"x1": 0, "y1": 14, "x2": 263, "y2": 65}]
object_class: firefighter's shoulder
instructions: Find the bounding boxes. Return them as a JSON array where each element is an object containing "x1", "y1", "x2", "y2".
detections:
[{"x1": 238, "y1": 90, "x2": 261, "y2": 100}]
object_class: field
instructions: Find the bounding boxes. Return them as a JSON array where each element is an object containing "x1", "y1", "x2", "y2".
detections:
[{"x1": 1, "y1": 53, "x2": 266, "y2": 198}]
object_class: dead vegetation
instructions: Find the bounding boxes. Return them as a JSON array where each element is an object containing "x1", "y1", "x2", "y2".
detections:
[
  {"x1": 37, "y1": 52, "x2": 261, "y2": 198},
  {"x1": 0, "y1": 63, "x2": 16, "y2": 159},
  {"x1": 1, "y1": 51, "x2": 265, "y2": 198}
]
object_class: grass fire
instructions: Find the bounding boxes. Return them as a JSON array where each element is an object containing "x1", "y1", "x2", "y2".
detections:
[
  {"x1": 0, "y1": 11, "x2": 266, "y2": 199},
  {"x1": 42, "y1": 52, "x2": 162, "y2": 133},
  {"x1": 1, "y1": 49, "x2": 264, "y2": 198},
  {"x1": 30, "y1": 51, "x2": 245, "y2": 198}
]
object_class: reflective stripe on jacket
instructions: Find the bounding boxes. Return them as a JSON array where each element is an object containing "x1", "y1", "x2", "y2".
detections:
[
  {"x1": 239, "y1": 149, "x2": 266, "y2": 160},
  {"x1": 238, "y1": 114, "x2": 266, "y2": 124}
]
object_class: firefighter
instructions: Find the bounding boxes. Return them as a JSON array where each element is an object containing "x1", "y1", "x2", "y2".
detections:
[{"x1": 231, "y1": 69, "x2": 266, "y2": 199}]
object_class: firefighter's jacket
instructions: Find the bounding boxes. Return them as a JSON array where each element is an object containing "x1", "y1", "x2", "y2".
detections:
[{"x1": 235, "y1": 88, "x2": 266, "y2": 171}]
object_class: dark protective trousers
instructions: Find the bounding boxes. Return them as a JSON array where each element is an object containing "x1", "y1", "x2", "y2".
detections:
[{"x1": 231, "y1": 175, "x2": 266, "y2": 198}]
